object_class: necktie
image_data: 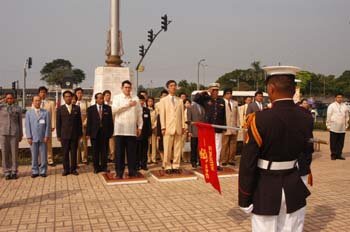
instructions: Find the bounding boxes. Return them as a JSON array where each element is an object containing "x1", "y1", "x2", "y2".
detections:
[
  {"x1": 228, "y1": 101, "x2": 232, "y2": 111},
  {"x1": 67, "y1": 105, "x2": 72, "y2": 114},
  {"x1": 172, "y1": 96, "x2": 175, "y2": 106},
  {"x1": 41, "y1": 101, "x2": 44, "y2": 109},
  {"x1": 98, "y1": 105, "x2": 102, "y2": 119},
  {"x1": 36, "y1": 109, "x2": 40, "y2": 117}
]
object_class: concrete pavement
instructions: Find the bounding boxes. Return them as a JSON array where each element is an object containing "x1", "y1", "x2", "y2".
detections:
[{"x1": 0, "y1": 131, "x2": 349, "y2": 231}]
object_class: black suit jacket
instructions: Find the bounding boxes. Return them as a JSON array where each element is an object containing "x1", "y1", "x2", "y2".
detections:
[
  {"x1": 204, "y1": 97, "x2": 226, "y2": 133},
  {"x1": 239, "y1": 100, "x2": 312, "y2": 215},
  {"x1": 56, "y1": 104, "x2": 83, "y2": 139},
  {"x1": 138, "y1": 107, "x2": 152, "y2": 140},
  {"x1": 86, "y1": 104, "x2": 114, "y2": 139}
]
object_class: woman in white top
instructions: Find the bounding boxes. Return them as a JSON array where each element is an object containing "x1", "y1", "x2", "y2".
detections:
[{"x1": 147, "y1": 97, "x2": 158, "y2": 163}]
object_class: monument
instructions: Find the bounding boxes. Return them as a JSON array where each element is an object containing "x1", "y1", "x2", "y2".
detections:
[{"x1": 92, "y1": 0, "x2": 135, "y2": 100}]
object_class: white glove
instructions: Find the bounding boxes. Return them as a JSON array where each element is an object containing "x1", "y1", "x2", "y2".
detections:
[{"x1": 240, "y1": 204, "x2": 253, "y2": 214}]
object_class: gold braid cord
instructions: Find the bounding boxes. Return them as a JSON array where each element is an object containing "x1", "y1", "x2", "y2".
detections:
[{"x1": 244, "y1": 113, "x2": 262, "y2": 147}]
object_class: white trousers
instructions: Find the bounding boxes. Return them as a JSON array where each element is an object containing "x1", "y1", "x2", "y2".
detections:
[
  {"x1": 215, "y1": 133, "x2": 222, "y2": 166},
  {"x1": 252, "y1": 189, "x2": 306, "y2": 232}
]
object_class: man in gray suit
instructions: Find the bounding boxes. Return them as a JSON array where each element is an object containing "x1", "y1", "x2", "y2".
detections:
[
  {"x1": 0, "y1": 92, "x2": 23, "y2": 180},
  {"x1": 246, "y1": 91, "x2": 264, "y2": 115},
  {"x1": 187, "y1": 93, "x2": 206, "y2": 168},
  {"x1": 25, "y1": 96, "x2": 51, "y2": 178}
]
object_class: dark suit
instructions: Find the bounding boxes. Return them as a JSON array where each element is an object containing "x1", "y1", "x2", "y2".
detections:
[
  {"x1": 86, "y1": 104, "x2": 114, "y2": 172},
  {"x1": 56, "y1": 104, "x2": 82, "y2": 173},
  {"x1": 187, "y1": 102, "x2": 205, "y2": 166},
  {"x1": 136, "y1": 107, "x2": 152, "y2": 169},
  {"x1": 239, "y1": 100, "x2": 311, "y2": 215},
  {"x1": 246, "y1": 101, "x2": 263, "y2": 115}
]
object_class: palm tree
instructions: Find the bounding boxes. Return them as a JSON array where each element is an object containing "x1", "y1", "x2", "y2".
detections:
[{"x1": 250, "y1": 61, "x2": 262, "y2": 90}]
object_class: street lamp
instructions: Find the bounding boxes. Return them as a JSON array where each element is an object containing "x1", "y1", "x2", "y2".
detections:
[
  {"x1": 197, "y1": 59, "x2": 205, "y2": 90},
  {"x1": 201, "y1": 63, "x2": 208, "y2": 87}
]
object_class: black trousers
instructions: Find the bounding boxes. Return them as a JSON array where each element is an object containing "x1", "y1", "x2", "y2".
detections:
[
  {"x1": 91, "y1": 129, "x2": 108, "y2": 171},
  {"x1": 115, "y1": 135, "x2": 137, "y2": 177},
  {"x1": 136, "y1": 138, "x2": 149, "y2": 169},
  {"x1": 191, "y1": 137, "x2": 199, "y2": 165},
  {"x1": 61, "y1": 139, "x2": 78, "y2": 173},
  {"x1": 330, "y1": 131, "x2": 345, "y2": 158}
]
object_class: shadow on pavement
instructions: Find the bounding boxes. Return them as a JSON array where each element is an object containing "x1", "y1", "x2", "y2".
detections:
[
  {"x1": 0, "y1": 189, "x2": 81, "y2": 209},
  {"x1": 305, "y1": 204, "x2": 335, "y2": 231},
  {"x1": 227, "y1": 207, "x2": 250, "y2": 224}
]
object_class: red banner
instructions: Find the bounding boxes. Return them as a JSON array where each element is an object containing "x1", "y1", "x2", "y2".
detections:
[{"x1": 195, "y1": 122, "x2": 221, "y2": 194}]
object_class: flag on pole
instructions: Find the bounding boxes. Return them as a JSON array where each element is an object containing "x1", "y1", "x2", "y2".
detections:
[{"x1": 194, "y1": 122, "x2": 221, "y2": 194}]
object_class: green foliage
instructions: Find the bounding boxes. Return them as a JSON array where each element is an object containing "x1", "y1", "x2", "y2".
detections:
[
  {"x1": 40, "y1": 59, "x2": 85, "y2": 85},
  {"x1": 177, "y1": 80, "x2": 204, "y2": 96},
  {"x1": 215, "y1": 61, "x2": 350, "y2": 98},
  {"x1": 313, "y1": 121, "x2": 327, "y2": 131}
]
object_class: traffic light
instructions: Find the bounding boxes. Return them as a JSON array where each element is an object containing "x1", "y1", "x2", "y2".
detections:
[
  {"x1": 161, "y1": 14, "x2": 168, "y2": 31},
  {"x1": 139, "y1": 45, "x2": 145, "y2": 57},
  {"x1": 28, "y1": 57, "x2": 32, "y2": 69},
  {"x1": 12, "y1": 81, "x2": 16, "y2": 90},
  {"x1": 147, "y1": 29, "x2": 154, "y2": 42}
]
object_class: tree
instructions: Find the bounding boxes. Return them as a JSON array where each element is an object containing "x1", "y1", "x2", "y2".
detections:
[
  {"x1": 335, "y1": 71, "x2": 350, "y2": 97},
  {"x1": 250, "y1": 61, "x2": 264, "y2": 90},
  {"x1": 176, "y1": 80, "x2": 204, "y2": 96},
  {"x1": 40, "y1": 59, "x2": 86, "y2": 85}
]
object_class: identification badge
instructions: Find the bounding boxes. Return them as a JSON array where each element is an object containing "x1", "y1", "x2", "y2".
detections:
[
  {"x1": 144, "y1": 114, "x2": 149, "y2": 118},
  {"x1": 39, "y1": 119, "x2": 45, "y2": 124}
]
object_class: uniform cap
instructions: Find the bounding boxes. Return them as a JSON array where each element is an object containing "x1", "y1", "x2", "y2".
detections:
[
  {"x1": 263, "y1": 66, "x2": 301, "y2": 83},
  {"x1": 208, "y1": 83, "x2": 220, "y2": 90}
]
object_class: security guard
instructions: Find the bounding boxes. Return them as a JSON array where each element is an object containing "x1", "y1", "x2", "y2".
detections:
[{"x1": 238, "y1": 66, "x2": 313, "y2": 232}]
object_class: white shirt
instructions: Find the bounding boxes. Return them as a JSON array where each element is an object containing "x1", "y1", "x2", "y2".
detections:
[
  {"x1": 112, "y1": 93, "x2": 143, "y2": 136},
  {"x1": 255, "y1": 101, "x2": 263, "y2": 111},
  {"x1": 326, "y1": 102, "x2": 349, "y2": 133},
  {"x1": 65, "y1": 104, "x2": 72, "y2": 114}
]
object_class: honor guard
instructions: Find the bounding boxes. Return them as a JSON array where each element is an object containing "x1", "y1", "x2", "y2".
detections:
[{"x1": 238, "y1": 66, "x2": 313, "y2": 232}]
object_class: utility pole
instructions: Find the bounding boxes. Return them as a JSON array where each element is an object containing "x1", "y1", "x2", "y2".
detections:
[{"x1": 23, "y1": 57, "x2": 32, "y2": 108}]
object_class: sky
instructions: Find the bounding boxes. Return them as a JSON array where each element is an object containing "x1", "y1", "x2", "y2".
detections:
[{"x1": 0, "y1": 0, "x2": 349, "y2": 89}]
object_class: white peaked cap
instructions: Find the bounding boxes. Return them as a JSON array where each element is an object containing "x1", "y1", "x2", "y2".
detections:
[{"x1": 263, "y1": 66, "x2": 301, "y2": 77}]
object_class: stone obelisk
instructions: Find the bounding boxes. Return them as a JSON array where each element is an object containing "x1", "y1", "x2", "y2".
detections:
[
  {"x1": 92, "y1": 0, "x2": 134, "y2": 101},
  {"x1": 106, "y1": 0, "x2": 122, "y2": 67}
]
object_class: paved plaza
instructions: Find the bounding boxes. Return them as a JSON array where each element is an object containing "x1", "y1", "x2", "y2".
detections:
[{"x1": 0, "y1": 131, "x2": 349, "y2": 232}]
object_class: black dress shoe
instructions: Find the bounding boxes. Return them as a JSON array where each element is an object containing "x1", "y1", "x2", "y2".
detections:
[
  {"x1": 331, "y1": 156, "x2": 336, "y2": 160},
  {"x1": 165, "y1": 169, "x2": 172, "y2": 175},
  {"x1": 173, "y1": 169, "x2": 180, "y2": 174},
  {"x1": 40, "y1": 174, "x2": 47, "y2": 178},
  {"x1": 5, "y1": 175, "x2": 11, "y2": 180},
  {"x1": 191, "y1": 163, "x2": 198, "y2": 169},
  {"x1": 31, "y1": 174, "x2": 39, "y2": 178},
  {"x1": 337, "y1": 156, "x2": 346, "y2": 160},
  {"x1": 217, "y1": 166, "x2": 224, "y2": 171},
  {"x1": 228, "y1": 162, "x2": 235, "y2": 166},
  {"x1": 222, "y1": 163, "x2": 227, "y2": 166},
  {"x1": 71, "y1": 170, "x2": 79, "y2": 176},
  {"x1": 62, "y1": 172, "x2": 69, "y2": 176},
  {"x1": 94, "y1": 170, "x2": 99, "y2": 174},
  {"x1": 11, "y1": 174, "x2": 18, "y2": 179}
]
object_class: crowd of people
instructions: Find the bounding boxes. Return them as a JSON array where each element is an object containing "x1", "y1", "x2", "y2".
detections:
[
  {"x1": 0, "y1": 80, "x2": 253, "y2": 179},
  {"x1": 0, "y1": 79, "x2": 348, "y2": 181},
  {"x1": 0, "y1": 69, "x2": 349, "y2": 231}
]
